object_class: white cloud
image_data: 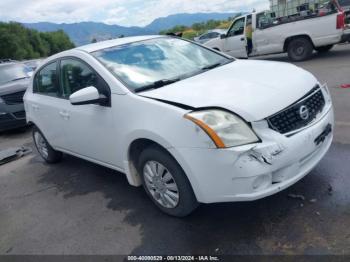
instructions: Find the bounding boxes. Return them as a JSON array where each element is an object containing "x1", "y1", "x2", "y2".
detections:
[
  {"x1": 128, "y1": 0, "x2": 269, "y2": 26},
  {"x1": 0, "y1": 0, "x2": 269, "y2": 26}
]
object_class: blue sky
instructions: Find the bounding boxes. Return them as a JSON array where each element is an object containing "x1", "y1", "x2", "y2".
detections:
[{"x1": 0, "y1": 0, "x2": 269, "y2": 26}]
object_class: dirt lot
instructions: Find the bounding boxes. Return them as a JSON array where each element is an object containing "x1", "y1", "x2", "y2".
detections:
[{"x1": 1, "y1": 44, "x2": 350, "y2": 255}]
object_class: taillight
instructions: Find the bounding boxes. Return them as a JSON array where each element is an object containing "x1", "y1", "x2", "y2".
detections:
[{"x1": 337, "y1": 12, "x2": 345, "y2": 29}]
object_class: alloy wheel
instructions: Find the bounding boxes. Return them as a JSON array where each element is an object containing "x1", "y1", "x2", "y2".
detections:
[
  {"x1": 143, "y1": 160, "x2": 180, "y2": 209},
  {"x1": 34, "y1": 131, "x2": 49, "y2": 159}
]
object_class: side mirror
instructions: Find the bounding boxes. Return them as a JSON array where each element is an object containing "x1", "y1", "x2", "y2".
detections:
[
  {"x1": 220, "y1": 34, "x2": 227, "y2": 39},
  {"x1": 69, "y1": 86, "x2": 108, "y2": 106}
]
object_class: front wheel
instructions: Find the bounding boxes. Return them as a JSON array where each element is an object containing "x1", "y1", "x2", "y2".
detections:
[
  {"x1": 33, "y1": 126, "x2": 62, "y2": 163},
  {"x1": 315, "y1": 45, "x2": 334, "y2": 53},
  {"x1": 287, "y1": 38, "x2": 313, "y2": 61},
  {"x1": 138, "y1": 145, "x2": 199, "y2": 217}
]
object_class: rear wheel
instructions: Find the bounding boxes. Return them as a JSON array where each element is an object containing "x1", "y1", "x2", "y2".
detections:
[
  {"x1": 138, "y1": 145, "x2": 199, "y2": 217},
  {"x1": 33, "y1": 126, "x2": 62, "y2": 163},
  {"x1": 315, "y1": 45, "x2": 334, "y2": 53},
  {"x1": 287, "y1": 37, "x2": 313, "y2": 61}
]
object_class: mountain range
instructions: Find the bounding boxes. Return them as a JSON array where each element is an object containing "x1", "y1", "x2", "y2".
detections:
[{"x1": 23, "y1": 12, "x2": 236, "y2": 46}]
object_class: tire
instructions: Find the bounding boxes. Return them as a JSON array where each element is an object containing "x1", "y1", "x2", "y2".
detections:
[
  {"x1": 315, "y1": 45, "x2": 333, "y2": 53},
  {"x1": 138, "y1": 145, "x2": 199, "y2": 217},
  {"x1": 287, "y1": 37, "x2": 313, "y2": 61},
  {"x1": 32, "y1": 126, "x2": 62, "y2": 164}
]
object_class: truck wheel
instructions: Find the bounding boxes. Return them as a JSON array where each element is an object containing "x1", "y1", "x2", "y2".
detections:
[
  {"x1": 138, "y1": 145, "x2": 199, "y2": 217},
  {"x1": 33, "y1": 126, "x2": 62, "y2": 163},
  {"x1": 287, "y1": 38, "x2": 313, "y2": 61},
  {"x1": 315, "y1": 45, "x2": 334, "y2": 53}
]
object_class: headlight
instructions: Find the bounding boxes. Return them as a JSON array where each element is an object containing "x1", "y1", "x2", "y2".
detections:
[{"x1": 184, "y1": 109, "x2": 259, "y2": 148}]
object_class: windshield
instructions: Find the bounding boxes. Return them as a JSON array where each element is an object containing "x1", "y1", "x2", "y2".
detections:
[
  {"x1": 92, "y1": 37, "x2": 232, "y2": 91},
  {"x1": 0, "y1": 64, "x2": 32, "y2": 85}
]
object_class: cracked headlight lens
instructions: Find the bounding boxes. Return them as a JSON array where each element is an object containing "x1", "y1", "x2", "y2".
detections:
[{"x1": 185, "y1": 109, "x2": 259, "y2": 148}]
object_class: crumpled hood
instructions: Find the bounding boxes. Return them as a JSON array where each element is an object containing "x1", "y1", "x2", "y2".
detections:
[
  {"x1": 0, "y1": 78, "x2": 30, "y2": 96},
  {"x1": 140, "y1": 60, "x2": 319, "y2": 121}
]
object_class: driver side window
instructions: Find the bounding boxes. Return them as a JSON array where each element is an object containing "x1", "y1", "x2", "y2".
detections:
[
  {"x1": 227, "y1": 18, "x2": 245, "y2": 37},
  {"x1": 59, "y1": 59, "x2": 98, "y2": 98}
]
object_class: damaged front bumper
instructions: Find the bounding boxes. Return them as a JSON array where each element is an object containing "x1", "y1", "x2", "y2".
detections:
[{"x1": 170, "y1": 106, "x2": 334, "y2": 204}]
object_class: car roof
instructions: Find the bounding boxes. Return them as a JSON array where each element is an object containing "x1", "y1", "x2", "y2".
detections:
[{"x1": 75, "y1": 35, "x2": 163, "y2": 53}]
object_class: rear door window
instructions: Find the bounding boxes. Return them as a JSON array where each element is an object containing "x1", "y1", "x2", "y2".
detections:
[{"x1": 34, "y1": 62, "x2": 61, "y2": 97}]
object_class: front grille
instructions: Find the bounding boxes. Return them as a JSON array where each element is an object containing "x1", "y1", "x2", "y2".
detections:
[
  {"x1": 0, "y1": 91, "x2": 25, "y2": 105},
  {"x1": 267, "y1": 86, "x2": 326, "y2": 134},
  {"x1": 0, "y1": 113, "x2": 13, "y2": 121},
  {"x1": 13, "y1": 111, "x2": 26, "y2": 119}
]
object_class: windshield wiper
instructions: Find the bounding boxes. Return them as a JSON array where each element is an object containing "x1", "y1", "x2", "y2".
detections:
[
  {"x1": 201, "y1": 58, "x2": 235, "y2": 71},
  {"x1": 201, "y1": 62, "x2": 222, "y2": 71},
  {"x1": 9, "y1": 76, "x2": 30, "y2": 83},
  {"x1": 135, "y1": 78, "x2": 180, "y2": 93}
]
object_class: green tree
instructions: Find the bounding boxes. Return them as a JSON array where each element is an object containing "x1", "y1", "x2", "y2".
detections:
[
  {"x1": 28, "y1": 29, "x2": 48, "y2": 58},
  {"x1": 0, "y1": 22, "x2": 35, "y2": 59},
  {"x1": 0, "y1": 22, "x2": 75, "y2": 60},
  {"x1": 40, "y1": 30, "x2": 75, "y2": 56},
  {"x1": 192, "y1": 22, "x2": 204, "y2": 31}
]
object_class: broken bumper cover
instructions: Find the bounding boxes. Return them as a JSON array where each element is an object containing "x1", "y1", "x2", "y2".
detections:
[{"x1": 170, "y1": 106, "x2": 334, "y2": 204}]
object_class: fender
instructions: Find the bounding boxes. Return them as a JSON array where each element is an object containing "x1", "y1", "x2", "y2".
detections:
[
  {"x1": 121, "y1": 129, "x2": 204, "y2": 202},
  {"x1": 121, "y1": 130, "x2": 175, "y2": 187}
]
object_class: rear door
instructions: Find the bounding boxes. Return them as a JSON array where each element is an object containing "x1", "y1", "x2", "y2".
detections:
[
  {"x1": 30, "y1": 61, "x2": 68, "y2": 148},
  {"x1": 222, "y1": 16, "x2": 248, "y2": 58}
]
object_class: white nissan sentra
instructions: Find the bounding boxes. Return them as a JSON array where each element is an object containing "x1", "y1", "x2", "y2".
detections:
[{"x1": 24, "y1": 36, "x2": 334, "y2": 217}]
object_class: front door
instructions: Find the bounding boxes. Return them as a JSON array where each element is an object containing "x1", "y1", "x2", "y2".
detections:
[
  {"x1": 222, "y1": 17, "x2": 248, "y2": 58},
  {"x1": 57, "y1": 58, "x2": 119, "y2": 167}
]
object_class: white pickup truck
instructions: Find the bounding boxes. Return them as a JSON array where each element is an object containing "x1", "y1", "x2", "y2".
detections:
[{"x1": 205, "y1": 9, "x2": 347, "y2": 61}]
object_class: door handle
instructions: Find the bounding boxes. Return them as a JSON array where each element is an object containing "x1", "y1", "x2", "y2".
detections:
[
  {"x1": 32, "y1": 104, "x2": 39, "y2": 111},
  {"x1": 240, "y1": 37, "x2": 245, "y2": 41},
  {"x1": 59, "y1": 111, "x2": 70, "y2": 120}
]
